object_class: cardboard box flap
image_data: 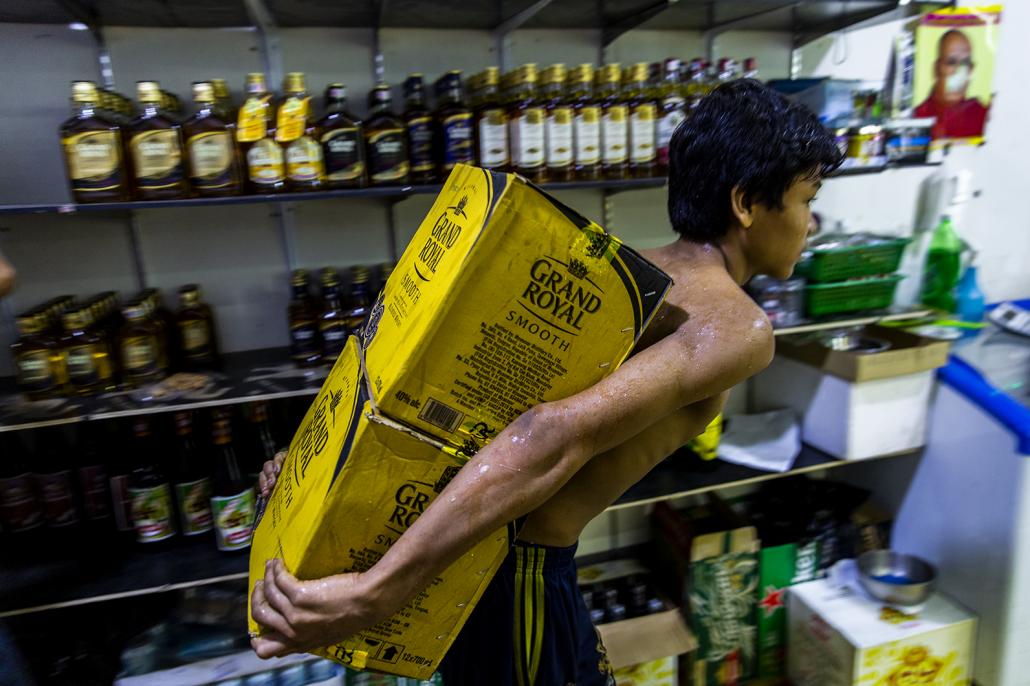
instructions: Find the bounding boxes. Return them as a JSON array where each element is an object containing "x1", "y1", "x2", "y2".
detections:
[
  {"x1": 597, "y1": 609, "x2": 698, "y2": 670},
  {"x1": 776, "y1": 325, "x2": 950, "y2": 382}
]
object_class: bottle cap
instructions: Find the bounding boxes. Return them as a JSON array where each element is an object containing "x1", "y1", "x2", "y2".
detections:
[
  {"x1": 136, "y1": 80, "x2": 163, "y2": 104},
  {"x1": 71, "y1": 80, "x2": 100, "y2": 103},
  {"x1": 284, "y1": 72, "x2": 307, "y2": 95},
  {"x1": 192, "y1": 81, "x2": 216, "y2": 104}
]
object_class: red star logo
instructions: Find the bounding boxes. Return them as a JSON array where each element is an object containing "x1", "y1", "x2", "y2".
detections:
[{"x1": 759, "y1": 585, "x2": 786, "y2": 617}]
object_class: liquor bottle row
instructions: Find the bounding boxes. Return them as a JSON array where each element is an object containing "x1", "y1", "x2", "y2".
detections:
[
  {"x1": 9, "y1": 284, "x2": 218, "y2": 399},
  {"x1": 0, "y1": 401, "x2": 288, "y2": 555},
  {"x1": 59, "y1": 56, "x2": 759, "y2": 203}
]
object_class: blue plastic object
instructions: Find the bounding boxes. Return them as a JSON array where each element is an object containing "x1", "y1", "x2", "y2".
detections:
[{"x1": 956, "y1": 265, "x2": 986, "y2": 335}]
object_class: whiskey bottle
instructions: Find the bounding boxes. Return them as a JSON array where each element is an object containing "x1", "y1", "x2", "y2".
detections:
[
  {"x1": 656, "y1": 57, "x2": 686, "y2": 173},
  {"x1": 345, "y1": 266, "x2": 373, "y2": 335},
  {"x1": 542, "y1": 64, "x2": 574, "y2": 182},
  {"x1": 210, "y1": 78, "x2": 234, "y2": 119},
  {"x1": 288, "y1": 269, "x2": 322, "y2": 367},
  {"x1": 471, "y1": 67, "x2": 509, "y2": 171},
  {"x1": 570, "y1": 64, "x2": 601, "y2": 181},
  {"x1": 598, "y1": 64, "x2": 629, "y2": 179},
  {"x1": 685, "y1": 58, "x2": 708, "y2": 110},
  {"x1": 435, "y1": 70, "x2": 474, "y2": 178},
  {"x1": 365, "y1": 84, "x2": 410, "y2": 186},
  {"x1": 402, "y1": 75, "x2": 435, "y2": 184},
  {"x1": 184, "y1": 81, "x2": 242, "y2": 197},
  {"x1": 318, "y1": 268, "x2": 348, "y2": 362},
  {"x1": 627, "y1": 62, "x2": 658, "y2": 178},
  {"x1": 238, "y1": 72, "x2": 286, "y2": 193},
  {"x1": 11, "y1": 313, "x2": 66, "y2": 400},
  {"x1": 278, "y1": 72, "x2": 325, "y2": 192},
  {"x1": 508, "y1": 64, "x2": 546, "y2": 182},
  {"x1": 318, "y1": 83, "x2": 366, "y2": 189},
  {"x1": 60, "y1": 80, "x2": 130, "y2": 203},
  {"x1": 176, "y1": 285, "x2": 218, "y2": 370},
  {"x1": 117, "y1": 301, "x2": 164, "y2": 387},
  {"x1": 129, "y1": 80, "x2": 188, "y2": 199},
  {"x1": 60, "y1": 306, "x2": 114, "y2": 396}
]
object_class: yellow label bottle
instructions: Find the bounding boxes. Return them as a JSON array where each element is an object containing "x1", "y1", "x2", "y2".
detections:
[{"x1": 238, "y1": 72, "x2": 285, "y2": 193}]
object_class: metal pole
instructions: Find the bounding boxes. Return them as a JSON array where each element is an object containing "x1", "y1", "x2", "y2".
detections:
[
  {"x1": 276, "y1": 203, "x2": 299, "y2": 272},
  {"x1": 126, "y1": 211, "x2": 148, "y2": 289},
  {"x1": 243, "y1": 0, "x2": 284, "y2": 88},
  {"x1": 386, "y1": 202, "x2": 400, "y2": 263},
  {"x1": 373, "y1": 0, "x2": 389, "y2": 84},
  {"x1": 492, "y1": 0, "x2": 556, "y2": 73}
]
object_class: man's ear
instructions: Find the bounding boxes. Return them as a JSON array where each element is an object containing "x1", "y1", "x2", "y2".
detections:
[{"x1": 730, "y1": 185, "x2": 754, "y2": 229}]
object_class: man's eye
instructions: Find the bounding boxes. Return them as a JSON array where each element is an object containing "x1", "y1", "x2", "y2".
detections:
[{"x1": 807, "y1": 197, "x2": 818, "y2": 205}]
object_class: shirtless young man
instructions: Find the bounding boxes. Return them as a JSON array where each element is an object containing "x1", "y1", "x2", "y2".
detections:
[{"x1": 250, "y1": 80, "x2": 842, "y2": 684}]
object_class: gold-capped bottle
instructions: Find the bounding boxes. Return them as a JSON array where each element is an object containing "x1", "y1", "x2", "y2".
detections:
[
  {"x1": 278, "y1": 72, "x2": 325, "y2": 192},
  {"x1": 176, "y1": 285, "x2": 218, "y2": 370},
  {"x1": 435, "y1": 70, "x2": 474, "y2": 178},
  {"x1": 211, "y1": 78, "x2": 233, "y2": 119},
  {"x1": 238, "y1": 72, "x2": 285, "y2": 193},
  {"x1": 11, "y1": 313, "x2": 67, "y2": 400},
  {"x1": 287, "y1": 269, "x2": 322, "y2": 367},
  {"x1": 60, "y1": 306, "x2": 115, "y2": 396},
  {"x1": 542, "y1": 64, "x2": 574, "y2": 182},
  {"x1": 471, "y1": 67, "x2": 509, "y2": 171},
  {"x1": 318, "y1": 268, "x2": 348, "y2": 363},
  {"x1": 60, "y1": 80, "x2": 130, "y2": 203},
  {"x1": 318, "y1": 83, "x2": 366, "y2": 189},
  {"x1": 184, "y1": 81, "x2": 242, "y2": 197},
  {"x1": 598, "y1": 64, "x2": 629, "y2": 179},
  {"x1": 570, "y1": 64, "x2": 601, "y2": 180},
  {"x1": 129, "y1": 80, "x2": 188, "y2": 199},
  {"x1": 402, "y1": 75, "x2": 435, "y2": 184},
  {"x1": 627, "y1": 62, "x2": 658, "y2": 178},
  {"x1": 508, "y1": 64, "x2": 546, "y2": 182},
  {"x1": 656, "y1": 57, "x2": 686, "y2": 173},
  {"x1": 365, "y1": 84, "x2": 410, "y2": 186},
  {"x1": 119, "y1": 301, "x2": 165, "y2": 386}
]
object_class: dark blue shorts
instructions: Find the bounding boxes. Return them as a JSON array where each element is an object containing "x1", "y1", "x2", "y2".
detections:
[{"x1": 440, "y1": 540, "x2": 616, "y2": 686}]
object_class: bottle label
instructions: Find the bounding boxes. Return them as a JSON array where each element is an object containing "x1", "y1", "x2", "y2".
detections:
[
  {"x1": 129, "y1": 483, "x2": 175, "y2": 543},
  {"x1": 121, "y1": 335, "x2": 159, "y2": 376},
  {"x1": 179, "y1": 320, "x2": 211, "y2": 354},
  {"x1": 0, "y1": 473, "x2": 43, "y2": 532},
  {"x1": 275, "y1": 96, "x2": 310, "y2": 143},
  {"x1": 290, "y1": 321, "x2": 321, "y2": 360},
  {"x1": 109, "y1": 474, "x2": 134, "y2": 532},
  {"x1": 574, "y1": 107, "x2": 602, "y2": 166},
  {"x1": 321, "y1": 321, "x2": 348, "y2": 357},
  {"x1": 175, "y1": 477, "x2": 213, "y2": 535},
  {"x1": 78, "y1": 464, "x2": 111, "y2": 521},
  {"x1": 131, "y1": 129, "x2": 184, "y2": 190},
  {"x1": 66, "y1": 344, "x2": 99, "y2": 385},
  {"x1": 546, "y1": 107, "x2": 574, "y2": 168},
  {"x1": 657, "y1": 105, "x2": 687, "y2": 165},
  {"x1": 630, "y1": 104, "x2": 657, "y2": 164},
  {"x1": 62, "y1": 131, "x2": 123, "y2": 192},
  {"x1": 212, "y1": 488, "x2": 256, "y2": 551},
  {"x1": 237, "y1": 95, "x2": 270, "y2": 142},
  {"x1": 406, "y1": 116, "x2": 434, "y2": 174},
  {"x1": 321, "y1": 128, "x2": 365, "y2": 182},
  {"x1": 477, "y1": 110, "x2": 509, "y2": 168},
  {"x1": 188, "y1": 131, "x2": 236, "y2": 190},
  {"x1": 441, "y1": 112, "x2": 474, "y2": 171},
  {"x1": 511, "y1": 108, "x2": 545, "y2": 169},
  {"x1": 247, "y1": 138, "x2": 286, "y2": 185},
  {"x1": 602, "y1": 106, "x2": 629, "y2": 164},
  {"x1": 37, "y1": 470, "x2": 79, "y2": 528},
  {"x1": 15, "y1": 349, "x2": 56, "y2": 393},
  {"x1": 368, "y1": 129, "x2": 410, "y2": 182},
  {"x1": 286, "y1": 136, "x2": 325, "y2": 182}
]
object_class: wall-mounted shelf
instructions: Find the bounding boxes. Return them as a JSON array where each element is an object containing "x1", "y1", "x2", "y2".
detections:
[{"x1": 772, "y1": 307, "x2": 933, "y2": 337}]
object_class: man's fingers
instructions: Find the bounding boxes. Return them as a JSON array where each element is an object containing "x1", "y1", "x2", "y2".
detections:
[
  {"x1": 273, "y1": 450, "x2": 287, "y2": 474},
  {"x1": 264, "y1": 562, "x2": 297, "y2": 621},
  {"x1": 272, "y1": 559, "x2": 304, "y2": 604},
  {"x1": 252, "y1": 631, "x2": 293, "y2": 659},
  {"x1": 251, "y1": 580, "x2": 294, "y2": 638}
]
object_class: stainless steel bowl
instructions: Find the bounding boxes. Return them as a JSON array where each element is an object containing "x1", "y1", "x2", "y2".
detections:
[
  {"x1": 857, "y1": 550, "x2": 937, "y2": 606},
  {"x1": 821, "y1": 329, "x2": 892, "y2": 354}
]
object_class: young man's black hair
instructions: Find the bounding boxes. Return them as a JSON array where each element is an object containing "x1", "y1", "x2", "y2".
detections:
[{"x1": 669, "y1": 78, "x2": 843, "y2": 243}]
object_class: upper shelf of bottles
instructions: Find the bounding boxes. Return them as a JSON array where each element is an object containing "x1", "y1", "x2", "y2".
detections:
[
  {"x1": 0, "y1": 164, "x2": 941, "y2": 216},
  {"x1": 0, "y1": 0, "x2": 916, "y2": 46}
]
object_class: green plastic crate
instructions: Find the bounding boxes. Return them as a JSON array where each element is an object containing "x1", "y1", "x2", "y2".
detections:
[
  {"x1": 795, "y1": 237, "x2": 909, "y2": 283},
  {"x1": 805, "y1": 275, "x2": 903, "y2": 317}
]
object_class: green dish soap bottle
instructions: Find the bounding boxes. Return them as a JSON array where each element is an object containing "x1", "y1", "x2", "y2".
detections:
[{"x1": 921, "y1": 215, "x2": 962, "y2": 312}]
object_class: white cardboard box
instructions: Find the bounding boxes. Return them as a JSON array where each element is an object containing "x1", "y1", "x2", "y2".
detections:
[
  {"x1": 753, "y1": 355, "x2": 935, "y2": 460},
  {"x1": 788, "y1": 578, "x2": 976, "y2": 686}
]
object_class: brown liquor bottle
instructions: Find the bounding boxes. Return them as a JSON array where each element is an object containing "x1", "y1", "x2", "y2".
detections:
[
  {"x1": 471, "y1": 67, "x2": 510, "y2": 172},
  {"x1": 287, "y1": 269, "x2": 322, "y2": 367},
  {"x1": 345, "y1": 266, "x2": 373, "y2": 335},
  {"x1": 129, "y1": 80, "x2": 189, "y2": 199},
  {"x1": 570, "y1": 64, "x2": 601, "y2": 181},
  {"x1": 211, "y1": 78, "x2": 234, "y2": 120},
  {"x1": 365, "y1": 84, "x2": 410, "y2": 186},
  {"x1": 10, "y1": 313, "x2": 67, "y2": 400},
  {"x1": 117, "y1": 301, "x2": 165, "y2": 387},
  {"x1": 435, "y1": 70, "x2": 474, "y2": 178},
  {"x1": 627, "y1": 62, "x2": 658, "y2": 178},
  {"x1": 176, "y1": 285, "x2": 218, "y2": 370},
  {"x1": 60, "y1": 80, "x2": 130, "y2": 203},
  {"x1": 507, "y1": 64, "x2": 546, "y2": 182},
  {"x1": 184, "y1": 81, "x2": 242, "y2": 197},
  {"x1": 318, "y1": 83, "x2": 366, "y2": 189},
  {"x1": 402, "y1": 75, "x2": 435, "y2": 185},
  {"x1": 542, "y1": 64, "x2": 574, "y2": 182},
  {"x1": 60, "y1": 306, "x2": 115, "y2": 396},
  {"x1": 318, "y1": 268, "x2": 348, "y2": 363},
  {"x1": 598, "y1": 65, "x2": 629, "y2": 180},
  {"x1": 278, "y1": 72, "x2": 325, "y2": 192},
  {"x1": 238, "y1": 72, "x2": 286, "y2": 194}
]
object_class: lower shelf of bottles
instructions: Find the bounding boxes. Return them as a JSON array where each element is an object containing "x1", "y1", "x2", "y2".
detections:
[
  {"x1": 0, "y1": 443, "x2": 921, "y2": 618},
  {"x1": 0, "y1": 347, "x2": 326, "y2": 434}
]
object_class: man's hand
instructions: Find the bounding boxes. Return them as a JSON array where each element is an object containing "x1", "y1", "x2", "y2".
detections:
[
  {"x1": 258, "y1": 450, "x2": 287, "y2": 499},
  {"x1": 250, "y1": 559, "x2": 381, "y2": 659}
]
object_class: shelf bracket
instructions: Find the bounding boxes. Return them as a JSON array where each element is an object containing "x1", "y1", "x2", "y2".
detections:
[
  {"x1": 492, "y1": 0, "x2": 556, "y2": 73},
  {"x1": 702, "y1": 0, "x2": 799, "y2": 62},
  {"x1": 372, "y1": 0, "x2": 389, "y2": 84},
  {"x1": 276, "y1": 202, "x2": 299, "y2": 273},
  {"x1": 58, "y1": 0, "x2": 115, "y2": 89},
  {"x1": 126, "y1": 211, "x2": 147, "y2": 290},
  {"x1": 602, "y1": 189, "x2": 614, "y2": 231},
  {"x1": 243, "y1": 0, "x2": 284, "y2": 89},
  {"x1": 601, "y1": 0, "x2": 673, "y2": 48},
  {"x1": 385, "y1": 199, "x2": 400, "y2": 263}
]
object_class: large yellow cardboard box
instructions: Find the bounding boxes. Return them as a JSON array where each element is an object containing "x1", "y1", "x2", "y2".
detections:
[
  {"x1": 248, "y1": 337, "x2": 509, "y2": 679},
  {"x1": 362, "y1": 163, "x2": 672, "y2": 453},
  {"x1": 788, "y1": 578, "x2": 976, "y2": 686}
]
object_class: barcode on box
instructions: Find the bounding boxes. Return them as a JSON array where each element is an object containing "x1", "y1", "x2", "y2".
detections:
[{"x1": 419, "y1": 398, "x2": 464, "y2": 434}]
